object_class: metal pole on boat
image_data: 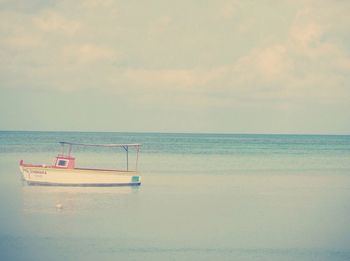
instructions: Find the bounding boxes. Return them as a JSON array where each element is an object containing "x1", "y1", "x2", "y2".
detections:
[
  {"x1": 126, "y1": 146, "x2": 129, "y2": 171},
  {"x1": 68, "y1": 144, "x2": 72, "y2": 157},
  {"x1": 136, "y1": 146, "x2": 140, "y2": 171},
  {"x1": 122, "y1": 145, "x2": 129, "y2": 171}
]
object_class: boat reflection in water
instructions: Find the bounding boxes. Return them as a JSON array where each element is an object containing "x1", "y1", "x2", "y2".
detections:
[{"x1": 21, "y1": 184, "x2": 139, "y2": 214}]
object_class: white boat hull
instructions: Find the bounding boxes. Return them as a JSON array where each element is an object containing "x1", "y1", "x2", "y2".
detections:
[{"x1": 20, "y1": 166, "x2": 141, "y2": 186}]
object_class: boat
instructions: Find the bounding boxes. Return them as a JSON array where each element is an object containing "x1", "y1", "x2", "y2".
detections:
[{"x1": 19, "y1": 142, "x2": 142, "y2": 186}]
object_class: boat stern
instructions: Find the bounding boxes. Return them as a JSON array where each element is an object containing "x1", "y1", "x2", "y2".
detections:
[{"x1": 132, "y1": 175, "x2": 141, "y2": 185}]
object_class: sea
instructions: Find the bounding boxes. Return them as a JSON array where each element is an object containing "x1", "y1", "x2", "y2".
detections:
[{"x1": 0, "y1": 131, "x2": 350, "y2": 261}]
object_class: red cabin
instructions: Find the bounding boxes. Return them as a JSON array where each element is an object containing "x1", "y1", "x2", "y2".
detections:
[{"x1": 54, "y1": 155, "x2": 75, "y2": 169}]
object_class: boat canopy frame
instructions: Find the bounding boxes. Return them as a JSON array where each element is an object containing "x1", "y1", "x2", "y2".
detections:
[{"x1": 58, "y1": 141, "x2": 141, "y2": 171}]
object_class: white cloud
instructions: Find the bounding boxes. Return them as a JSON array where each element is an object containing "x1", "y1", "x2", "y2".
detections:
[
  {"x1": 234, "y1": 44, "x2": 293, "y2": 82},
  {"x1": 62, "y1": 44, "x2": 117, "y2": 65},
  {"x1": 0, "y1": 0, "x2": 349, "y2": 108},
  {"x1": 123, "y1": 67, "x2": 226, "y2": 90},
  {"x1": 220, "y1": 1, "x2": 240, "y2": 19},
  {"x1": 33, "y1": 11, "x2": 81, "y2": 35},
  {"x1": 148, "y1": 16, "x2": 172, "y2": 35},
  {"x1": 79, "y1": 0, "x2": 116, "y2": 9},
  {"x1": 4, "y1": 33, "x2": 42, "y2": 49}
]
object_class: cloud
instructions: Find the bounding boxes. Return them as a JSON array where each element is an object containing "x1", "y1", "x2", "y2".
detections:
[
  {"x1": 62, "y1": 44, "x2": 117, "y2": 64},
  {"x1": 220, "y1": 1, "x2": 240, "y2": 19},
  {"x1": 4, "y1": 33, "x2": 42, "y2": 49},
  {"x1": 123, "y1": 67, "x2": 226, "y2": 90},
  {"x1": 0, "y1": 0, "x2": 349, "y2": 109},
  {"x1": 148, "y1": 16, "x2": 172, "y2": 35},
  {"x1": 79, "y1": 0, "x2": 116, "y2": 9},
  {"x1": 33, "y1": 11, "x2": 81, "y2": 35},
  {"x1": 234, "y1": 44, "x2": 292, "y2": 82}
]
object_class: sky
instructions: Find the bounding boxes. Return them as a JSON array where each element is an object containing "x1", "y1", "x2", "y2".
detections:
[{"x1": 0, "y1": 0, "x2": 349, "y2": 134}]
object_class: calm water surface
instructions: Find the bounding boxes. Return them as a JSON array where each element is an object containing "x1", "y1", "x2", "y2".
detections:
[{"x1": 0, "y1": 131, "x2": 350, "y2": 261}]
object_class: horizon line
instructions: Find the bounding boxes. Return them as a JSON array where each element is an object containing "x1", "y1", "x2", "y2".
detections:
[{"x1": 0, "y1": 129, "x2": 349, "y2": 136}]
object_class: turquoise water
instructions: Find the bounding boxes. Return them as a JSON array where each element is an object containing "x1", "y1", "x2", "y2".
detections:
[{"x1": 1, "y1": 131, "x2": 350, "y2": 260}]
